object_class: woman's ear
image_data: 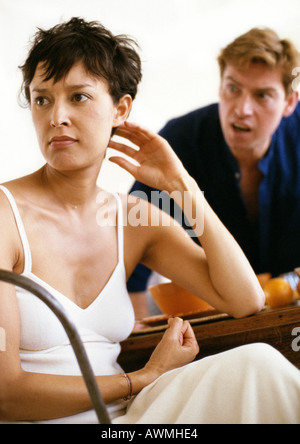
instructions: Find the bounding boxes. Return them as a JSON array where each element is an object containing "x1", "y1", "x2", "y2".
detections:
[
  {"x1": 283, "y1": 91, "x2": 299, "y2": 117},
  {"x1": 113, "y1": 94, "x2": 133, "y2": 127}
]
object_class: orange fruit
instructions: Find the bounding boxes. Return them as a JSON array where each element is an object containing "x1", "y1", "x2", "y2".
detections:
[
  {"x1": 295, "y1": 280, "x2": 300, "y2": 301},
  {"x1": 264, "y1": 278, "x2": 293, "y2": 308},
  {"x1": 257, "y1": 273, "x2": 272, "y2": 288}
]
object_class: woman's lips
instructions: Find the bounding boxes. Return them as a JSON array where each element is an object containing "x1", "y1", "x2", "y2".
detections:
[{"x1": 49, "y1": 136, "x2": 77, "y2": 148}]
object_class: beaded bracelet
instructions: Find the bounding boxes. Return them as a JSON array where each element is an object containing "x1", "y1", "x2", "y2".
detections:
[{"x1": 122, "y1": 372, "x2": 133, "y2": 401}]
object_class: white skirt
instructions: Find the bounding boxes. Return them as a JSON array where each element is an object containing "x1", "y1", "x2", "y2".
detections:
[{"x1": 114, "y1": 343, "x2": 300, "y2": 424}]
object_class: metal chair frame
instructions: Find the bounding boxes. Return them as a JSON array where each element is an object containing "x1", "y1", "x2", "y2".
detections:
[{"x1": 0, "y1": 270, "x2": 111, "y2": 424}]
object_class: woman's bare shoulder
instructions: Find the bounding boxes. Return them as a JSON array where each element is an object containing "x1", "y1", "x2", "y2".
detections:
[
  {"x1": 1, "y1": 171, "x2": 40, "y2": 195},
  {"x1": 0, "y1": 184, "x2": 24, "y2": 271},
  {"x1": 0, "y1": 171, "x2": 45, "y2": 215},
  {"x1": 0, "y1": 174, "x2": 40, "y2": 263}
]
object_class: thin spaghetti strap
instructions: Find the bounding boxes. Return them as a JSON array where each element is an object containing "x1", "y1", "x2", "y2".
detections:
[
  {"x1": 0, "y1": 185, "x2": 32, "y2": 274},
  {"x1": 112, "y1": 193, "x2": 124, "y2": 264}
]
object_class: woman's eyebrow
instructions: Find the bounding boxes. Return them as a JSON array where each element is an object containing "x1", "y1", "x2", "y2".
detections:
[
  {"x1": 31, "y1": 83, "x2": 95, "y2": 93},
  {"x1": 31, "y1": 87, "x2": 48, "y2": 93},
  {"x1": 65, "y1": 83, "x2": 95, "y2": 90}
]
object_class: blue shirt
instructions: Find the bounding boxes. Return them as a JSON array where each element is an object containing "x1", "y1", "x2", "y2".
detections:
[{"x1": 127, "y1": 103, "x2": 300, "y2": 292}]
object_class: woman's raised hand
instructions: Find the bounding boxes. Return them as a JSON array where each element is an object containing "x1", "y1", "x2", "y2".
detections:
[{"x1": 108, "y1": 122, "x2": 188, "y2": 192}]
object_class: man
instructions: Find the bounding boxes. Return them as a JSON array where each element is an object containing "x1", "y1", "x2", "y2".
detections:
[{"x1": 127, "y1": 27, "x2": 300, "y2": 295}]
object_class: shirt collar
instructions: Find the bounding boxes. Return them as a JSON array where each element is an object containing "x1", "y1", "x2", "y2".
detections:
[{"x1": 258, "y1": 134, "x2": 276, "y2": 175}]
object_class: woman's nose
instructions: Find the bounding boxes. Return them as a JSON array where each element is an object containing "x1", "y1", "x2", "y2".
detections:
[{"x1": 50, "y1": 102, "x2": 71, "y2": 128}]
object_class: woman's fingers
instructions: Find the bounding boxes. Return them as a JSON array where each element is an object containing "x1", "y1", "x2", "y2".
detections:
[
  {"x1": 108, "y1": 136, "x2": 141, "y2": 177},
  {"x1": 110, "y1": 121, "x2": 187, "y2": 191},
  {"x1": 145, "y1": 317, "x2": 199, "y2": 376},
  {"x1": 167, "y1": 318, "x2": 190, "y2": 346},
  {"x1": 116, "y1": 121, "x2": 154, "y2": 142},
  {"x1": 167, "y1": 317, "x2": 199, "y2": 354},
  {"x1": 114, "y1": 122, "x2": 153, "y2": 148},
  {"x1": 108, "y1": 139, "x2": 139, "y2": 160},
  {"x1": 108, "y1": 156, "x2": 139, "y2": 177}
]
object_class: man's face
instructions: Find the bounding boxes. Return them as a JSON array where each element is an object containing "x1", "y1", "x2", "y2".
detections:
[{"x1": 219, "y1": 63, "x2": 297, "y2": 160}]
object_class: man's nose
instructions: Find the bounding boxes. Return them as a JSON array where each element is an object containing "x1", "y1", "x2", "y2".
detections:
[
  {"x1": 235, "y1": 93, "x2": 254, "y2": 118},
  {"x1": 50, "y1": 102, "x2": 71, "y2": 128}
]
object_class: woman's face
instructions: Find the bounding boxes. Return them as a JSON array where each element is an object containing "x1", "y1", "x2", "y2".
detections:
[{"x1": 29, "y1": 61, "x2": 131, "y2": 172}]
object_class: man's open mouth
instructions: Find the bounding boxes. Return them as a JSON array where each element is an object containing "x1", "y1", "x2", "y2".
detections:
[{"x1": 232, "y1": 123, "x2": 251, "y2": 132}]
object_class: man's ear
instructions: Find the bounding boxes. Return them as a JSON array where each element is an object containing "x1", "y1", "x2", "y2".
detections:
[
  {"x1": 283, "y1": 91, "x2": 299, "y2": 117},
  {"x1": 113, "y1": 94, "x2": 133, "y2": 127}
]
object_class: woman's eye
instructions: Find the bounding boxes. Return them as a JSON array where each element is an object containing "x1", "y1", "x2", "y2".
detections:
[
  {"x1": 72, "y1": 94, "x2": 89, "y2": 103},
  {"x1": 34, "y1": 96, "x2": 49, "y2": 106}
]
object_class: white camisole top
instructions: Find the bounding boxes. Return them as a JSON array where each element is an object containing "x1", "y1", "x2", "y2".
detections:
[{"x1": 0, "y1": 185, "x2": 135, "y2": 422}]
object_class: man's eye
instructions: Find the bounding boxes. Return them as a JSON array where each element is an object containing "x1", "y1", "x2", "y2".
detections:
[
  {"x1": 229, "y1": 85, "x2": 237, "y2": 93},
  {"x1": 258, "y1": 93, "x2": 269, "y2": 99},
  {"x1": 72, "y1": 94, "x2": 89, "y2": 103}
]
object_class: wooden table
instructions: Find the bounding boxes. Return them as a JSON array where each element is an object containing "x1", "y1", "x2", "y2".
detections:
[{"x1": 119, "y1": 302, "x2": 300, "y2": 372}]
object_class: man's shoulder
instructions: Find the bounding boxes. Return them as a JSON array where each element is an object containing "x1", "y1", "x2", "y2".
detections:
[
  {"x1": 292, "y1": 100, "x2": 300, "y2": 118},
  {"x1": 280, "y1": 101, "x2": 300, "y2": 130},
  {"x1": 275, "y1": 101, "x2": 300, "y2": 147},
  {"x1": 159, "y1": 103, "x2": 220, "y2": 137},
  {"x1": 268, "y1": 102, "x2": 300, "y2": 172}
]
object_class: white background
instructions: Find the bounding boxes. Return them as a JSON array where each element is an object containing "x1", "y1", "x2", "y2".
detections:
[{"x1": 1, "y1": 0, "x2": 300, "y2": 192}]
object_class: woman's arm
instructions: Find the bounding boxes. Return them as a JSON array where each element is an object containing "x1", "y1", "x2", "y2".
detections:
[{"x1": 109, "y1": 122, "x2": 265, "y2": 318}]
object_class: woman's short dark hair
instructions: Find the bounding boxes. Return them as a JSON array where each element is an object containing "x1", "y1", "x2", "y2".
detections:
[{"x1": 19, "y1": 17, "x2": 142, "y2": 105}]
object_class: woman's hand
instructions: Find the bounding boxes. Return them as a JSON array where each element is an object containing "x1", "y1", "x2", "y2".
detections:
[
  {"x1": 108, "y1": 122, "x2": 188, "y2": 193},
  {"x1": 143, "y1": 317, "x2": 200, "y2": 381}
]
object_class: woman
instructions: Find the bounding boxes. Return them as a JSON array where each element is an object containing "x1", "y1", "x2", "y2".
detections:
[{"x1": 0, "y1": 17, "x2": 299, "y2": 424}]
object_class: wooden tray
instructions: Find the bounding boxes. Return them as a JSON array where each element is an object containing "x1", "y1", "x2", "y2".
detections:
[{"x1": 132, "y1": 310, "x2": 229, "y2": 335}]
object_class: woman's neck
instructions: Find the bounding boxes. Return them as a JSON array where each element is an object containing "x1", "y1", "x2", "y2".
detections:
[{"x1": 40, "y1": 164, "x2": 101, "y2": 212}]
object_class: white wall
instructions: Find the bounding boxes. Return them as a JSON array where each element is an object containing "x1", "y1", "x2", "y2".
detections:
[{"x1": 1, "y1": 0, "x2": 300, "y2": 192}]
